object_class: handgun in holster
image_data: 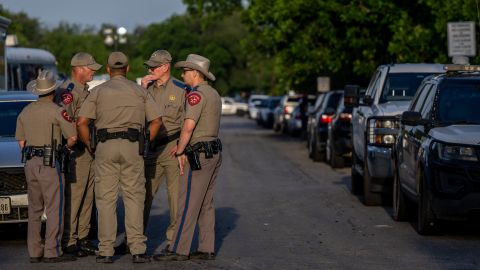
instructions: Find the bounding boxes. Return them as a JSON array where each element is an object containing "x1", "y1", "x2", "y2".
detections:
[
  {"x1": 202, "y1": 142, "x2": 214, "y2": 159},
  {"x1": 137, "y1": 128, "x2": 146, "y2": 156},
  {"x1": 185, "y1": 145, "x2": 202, "y2": 171},
  {"x1": 21, "y1": 142, "x2": 28, "y2": 163}
]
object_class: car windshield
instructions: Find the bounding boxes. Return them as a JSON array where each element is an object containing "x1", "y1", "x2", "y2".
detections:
[
  {"x1": 268, "y1": 98, "x2": 281, "y2": 109},
  {"x1": 325, "y1": 93, "x2": 343, "y2": 110},
  {"x1": 380, "y1": 73, "x2": 433, "y2": 103},
  {"x1": 0, "y1": 101, "x2": 31, "y2": 137},
  {"x1": 437, "y1": 82, "x2": 480, "y2": 124}
]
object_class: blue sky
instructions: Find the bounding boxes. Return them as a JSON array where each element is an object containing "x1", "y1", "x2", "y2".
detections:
[{"x1": 1, "y1": 0, "x2": 187, "y2": 32}]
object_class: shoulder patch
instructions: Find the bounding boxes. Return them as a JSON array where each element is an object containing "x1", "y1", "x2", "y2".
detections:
[
  {"x1": 187, "y1": 93, "x2": 202, "y2": 106},
  {"x1": 61, "y1": 110, "x2": 73, "y2": 122},
  {"x1": 61, "y1": 91, "x2": 74, "y2": 105}
]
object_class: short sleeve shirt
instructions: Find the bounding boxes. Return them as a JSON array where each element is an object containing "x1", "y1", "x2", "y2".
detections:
[
  {"x1": 58, "y1": 79, "x2": 90, "y2": 120},
  {"x1": 185, "y1": 81, "x2": 221, "y2": 144},
  {"x1": 78, "y1": 75, "x2": 161, "y2": 130},
  {"x1": 16, "y1": 97, "x2": 77, "y2": 146},
  {"x1": 147, "y1": 76, "x2": 186, "y2": 137}
]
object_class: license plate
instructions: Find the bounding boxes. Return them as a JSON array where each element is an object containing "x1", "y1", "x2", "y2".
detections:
[{"x1": 0, "y1": 197, "x2": 11, "y2": 215}]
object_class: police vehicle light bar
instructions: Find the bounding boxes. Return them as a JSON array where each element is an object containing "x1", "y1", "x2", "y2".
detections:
[{"x1": 444, "y1": 64, "x2": 480, "y2": 72}]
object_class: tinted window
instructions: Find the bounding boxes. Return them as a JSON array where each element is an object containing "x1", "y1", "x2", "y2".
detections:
[
  {"x1": 0, "y1": 101, "x2": 31, "y2": 137},
  {"x1": 437, "y1": 82, "x2": 480, "y2": 124},
  {"x1": 412, "y1": 84, "x2": 432, "y2": 112},
  {"x1": 326, "y1": 93, "x2": 343, "y2": 110},
  {"x1": 380, "y1": 73, "x2": 434, "y2": 103},
  {"x1": 287, "y1": 97, "x2": 300, "y2": 102},
  {"x1": 420, "y1": 85, "x2": 437, "y2": 119},
  {"x1": 269, "y1": 98, "x2": 281, "y2": 109}
]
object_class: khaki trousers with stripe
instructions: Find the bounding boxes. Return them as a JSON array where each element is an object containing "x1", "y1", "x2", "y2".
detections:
[
  {"x1": 170, "y1": 152, "x2": 222, "y2": 255},
  {"x1": 25, "y1": 157, "x2": 65, "y2": 258}
]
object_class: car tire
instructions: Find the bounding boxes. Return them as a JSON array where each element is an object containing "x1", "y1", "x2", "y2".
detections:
[
  {"x1": 351, "y1": 153, "x2": 363, "y2": 195},
  {"x1": 392, "y1": 162, "x2": 409, "y2": 221},
  {"x1": 417, "y1": 169, "x2": 436, "y2": 235},
  {"x1": 329, "y1": 139, "x2": 345, "y2": 168},
  {"x1": 310, "y1": 130, "x2": 322, "y2": 162},
  {"x1": 363, "y1": 160, "x2": 383, "y2": 206}
]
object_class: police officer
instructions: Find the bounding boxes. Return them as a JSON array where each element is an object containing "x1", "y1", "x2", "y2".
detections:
[
  {"x1": 141, "y1": 50, "x2": 188, "y2": 250},
  {"x1": 59, "y1": 52, "x2": 101, "y2": 257},
  {"x1": 155, "y1": 54, "x2": 222, "y2": 261},
  {"x1": 77, "y1": 52, "x2": 162, "y2": 264},
  {"x1": 15, "y1": 70, "x2": 77, "y2": 263}
]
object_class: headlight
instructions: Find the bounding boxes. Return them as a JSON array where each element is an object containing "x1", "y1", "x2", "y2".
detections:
[
  {"x1": 367, "y1": 118, "x2": 399, "y2": 145},
  {"x1": 437, "y1": 143, "x2": 478, "y2": 162}
]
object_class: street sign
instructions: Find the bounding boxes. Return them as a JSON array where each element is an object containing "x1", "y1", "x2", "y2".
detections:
[
  {"x1": 447, "y1": 21, "x2": 476, "y2": 57},
  {"x1": 317, "y1": 77, "x2": 330, "y2": 92}
]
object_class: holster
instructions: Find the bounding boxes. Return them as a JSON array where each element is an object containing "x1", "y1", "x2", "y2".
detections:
[{"x1": 185, "y1": 145, "x2": 202, "y2": 171}]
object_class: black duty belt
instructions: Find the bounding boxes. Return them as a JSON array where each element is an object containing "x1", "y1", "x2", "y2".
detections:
[
  {"x1": 97, "y1": 128, "x2": 140, "y2": 143},
  {"x1": 154, "y1": 131, "x2": 181, "y2": 147},
  {"x1": 29, "y1": 147, "x2": 45, "y2": 157},
  {"x1": 188, "y1": 139, "x2": 222, "y2": 155}
]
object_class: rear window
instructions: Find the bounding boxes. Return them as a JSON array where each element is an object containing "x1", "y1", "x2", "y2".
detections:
[
  {"x1": 326, "y1": 93, "x2": 342, "y2": 110},
  {"x1": 0, "y1": 101, "x2": 31, "y2": 137},
  {"x1": 437, "y1": 82, "x2": 480, "y2": 124},
  {"x1": 380, "y1": 73, "x2": 434, "y2": 103},
  {"x1": 287, "y1": 97, "x2": 300, "y2": 102}
]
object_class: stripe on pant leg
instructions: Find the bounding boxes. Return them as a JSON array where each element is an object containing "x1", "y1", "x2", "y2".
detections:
[
  {"x1": 173, "y1": 168, "x2": 192, "y2": 253},
  {"x1": 55, "y1": 162, "x2": 64, "y2": 256}
]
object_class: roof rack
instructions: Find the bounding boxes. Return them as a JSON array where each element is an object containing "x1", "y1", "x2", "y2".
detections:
[{"x1": 444, "y1": 64, "x2": 480, "y2": 72}]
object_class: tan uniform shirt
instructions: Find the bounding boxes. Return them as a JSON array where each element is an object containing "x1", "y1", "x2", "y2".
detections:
[
  {"x1": 147, "y1": 77, "x2": 185, "y2": 137},
  {"x1": 15, "y1": 97, "x2": 77, "y2": 146},
  {"x1": 185, "y1": 81, "x2": 221, "y2": 144},
  {"x1": 78, "y1": 75, "x2": 161, "y2": 130},
  {"x1": 59, "y1": 79, "x2": 90, "y2": 120}
]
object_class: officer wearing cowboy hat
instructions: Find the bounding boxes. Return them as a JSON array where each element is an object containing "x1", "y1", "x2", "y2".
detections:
[
  {"x1": 15, "y1": 70, "x2": 77, "y2": 263},
  {"x1": 154, "y1": 54, "x2": 222, "y2": 261}
]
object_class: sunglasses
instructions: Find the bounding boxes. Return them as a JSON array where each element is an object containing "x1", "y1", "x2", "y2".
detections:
[{"x1": 182, "y1": 68, "x2": 194, "y2": 74}]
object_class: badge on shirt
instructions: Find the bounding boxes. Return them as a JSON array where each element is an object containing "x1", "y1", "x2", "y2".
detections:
[
  {"x1": 169, "y1": 95, "x2": 176, "y2": 102},
  {"x1": 61, "y1": 91, "x2": 73, "y2": 105},
  {"x1": 61, "y1": 110, "x2": 73, "y2": 122},
  {"x1": 187, "y1": 93, "x2": 201, "y2": 106}
]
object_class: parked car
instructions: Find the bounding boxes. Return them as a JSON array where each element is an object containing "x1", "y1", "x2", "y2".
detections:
[
  {"x1": 393, "y1": 64, "x2": 480, "y2": 235},
  {"x1": 306, "y1": 92, "x2": 328, "y2": 148},
  {"x1": 0, "y1": 91, "x2": 38, "y2": 224},
  {"x1": 345, "y1": 63, "x2": 445, "y2": 205},
  {"x1": 307, "y1": 90, "x2": 344, "y2": 161},
  {"x1": 326, "y1": 95, "x2": 353, "y2": 168},
  {"x1": 286, "y1": 95, "x2": 316, "y2": 136},
  {"x1": 248, "y1": 94, "x2": 268, "y2": 119},
  {"x1": 273, "y1": 95, "x2": 301, "y2": 133},
  {"x1": 257, "y1": 96, "x2": 281, "y2": 128},
  {"x1": 222, "y1": 97, "x2": 248, "y2": 116}
]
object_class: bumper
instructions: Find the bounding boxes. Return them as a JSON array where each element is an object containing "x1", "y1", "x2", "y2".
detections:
[
  {"x1": 428, "y1": 161, "x2": 480, "y2": 220},
  {"x1": 0, "y1": 194, "x2": 28, "y2": 223},
  {"x1": 366, "y1": 145, "x2": 393, "y2": 180}
]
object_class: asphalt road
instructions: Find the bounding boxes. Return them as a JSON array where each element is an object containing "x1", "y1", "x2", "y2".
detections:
[{"x1": 1, "y1": 115, "x2": 479, "y2": 270}]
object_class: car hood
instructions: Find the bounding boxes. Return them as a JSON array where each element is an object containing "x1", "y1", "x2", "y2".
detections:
[
  {"x1": 373, "y1": 101, "x2": 411, "y2": 117},
  {"x1": 429, "y1": 125, "x2": 480, "y2": 145},
  {"x1": 0, "y1": 137, "x2": 23, "y2": 169}
]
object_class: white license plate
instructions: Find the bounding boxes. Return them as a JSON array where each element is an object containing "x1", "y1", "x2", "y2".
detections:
[{"x1": 0, "y1": 197, "x2": 11, "y2": 215}]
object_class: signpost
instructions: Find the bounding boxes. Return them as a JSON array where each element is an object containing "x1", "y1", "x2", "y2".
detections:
[
  {"x1": 317, "y1": 76, "x2": 330, "y2": 93},
  {"x1": 447, "y1": 21, "x2": 476, "y2": 64}
]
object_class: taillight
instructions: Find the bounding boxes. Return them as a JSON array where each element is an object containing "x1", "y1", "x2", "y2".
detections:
[
  {"x1": 339, "y1": 113, "x2": 352, "y2": 121},
  {"x1": 320, "y1": 114, "x2": 333, "y2": 123},
  {"x1": 284, "y1": 107, "x2": 289, "y2": 114}
]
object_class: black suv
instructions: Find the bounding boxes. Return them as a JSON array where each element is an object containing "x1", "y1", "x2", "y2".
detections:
[
  {"x1": 326, "y1": 96, "x2": 353, "y2": 168},
  {"x1": 393, "y1": 65, "x2": 480, "y2": 235}
]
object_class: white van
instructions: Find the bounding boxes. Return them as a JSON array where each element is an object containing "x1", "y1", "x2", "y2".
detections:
[{"x1": 6, "y1": 47, "x2": 58, "y2": 91}]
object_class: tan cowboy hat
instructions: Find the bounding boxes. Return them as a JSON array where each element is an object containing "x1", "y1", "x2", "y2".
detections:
[
  {"x1": 174, "y1": 54, "x2": 216, "y2": 81},
  {"x1": 26, "y1": 70, "x2": 60, "y2": 96}
]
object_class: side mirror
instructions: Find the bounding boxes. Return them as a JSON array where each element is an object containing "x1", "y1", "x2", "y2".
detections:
[
  {"x1": 362, "y1": 95, "x2": 374, "y2": 106},
  {"x1": 344, "y1": 84, "x2": 360, "y2": 108},
  {"x1": 401, "y1": 111, "x2": 424, "y2": 126},
  {"x1": 325, "y1": 107, "x2": 336, "y2": 116}
]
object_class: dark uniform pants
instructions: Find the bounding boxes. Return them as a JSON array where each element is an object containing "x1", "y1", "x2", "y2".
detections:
[
  {"x1": 63, "y1": 150, "x2": 95, "y2": 247},
  {"x1": 25, "y1": 157, "x2": 65, "y2": 258},
  {"x1": 94, "y1": 139, "x2": 147, "y2": 257},
  {"x1": 144, "y1": 139, "x2": 179, "y2": 245},
  {"x1": 170, "y1": 152, "x2": 222, "y2": 256}
]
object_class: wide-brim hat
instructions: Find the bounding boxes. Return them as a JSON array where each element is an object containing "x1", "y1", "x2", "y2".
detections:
[
  {"x1": 26, "y1": 70, "x2": 60, "y2": 96},
  {"x1": 174, "y1": 54, "x2": 216, "y2": 81}
]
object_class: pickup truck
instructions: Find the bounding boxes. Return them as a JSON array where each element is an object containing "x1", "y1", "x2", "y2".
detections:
[{"x1": 344, "y1": 63, "x2": 444, "y2": 205}]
